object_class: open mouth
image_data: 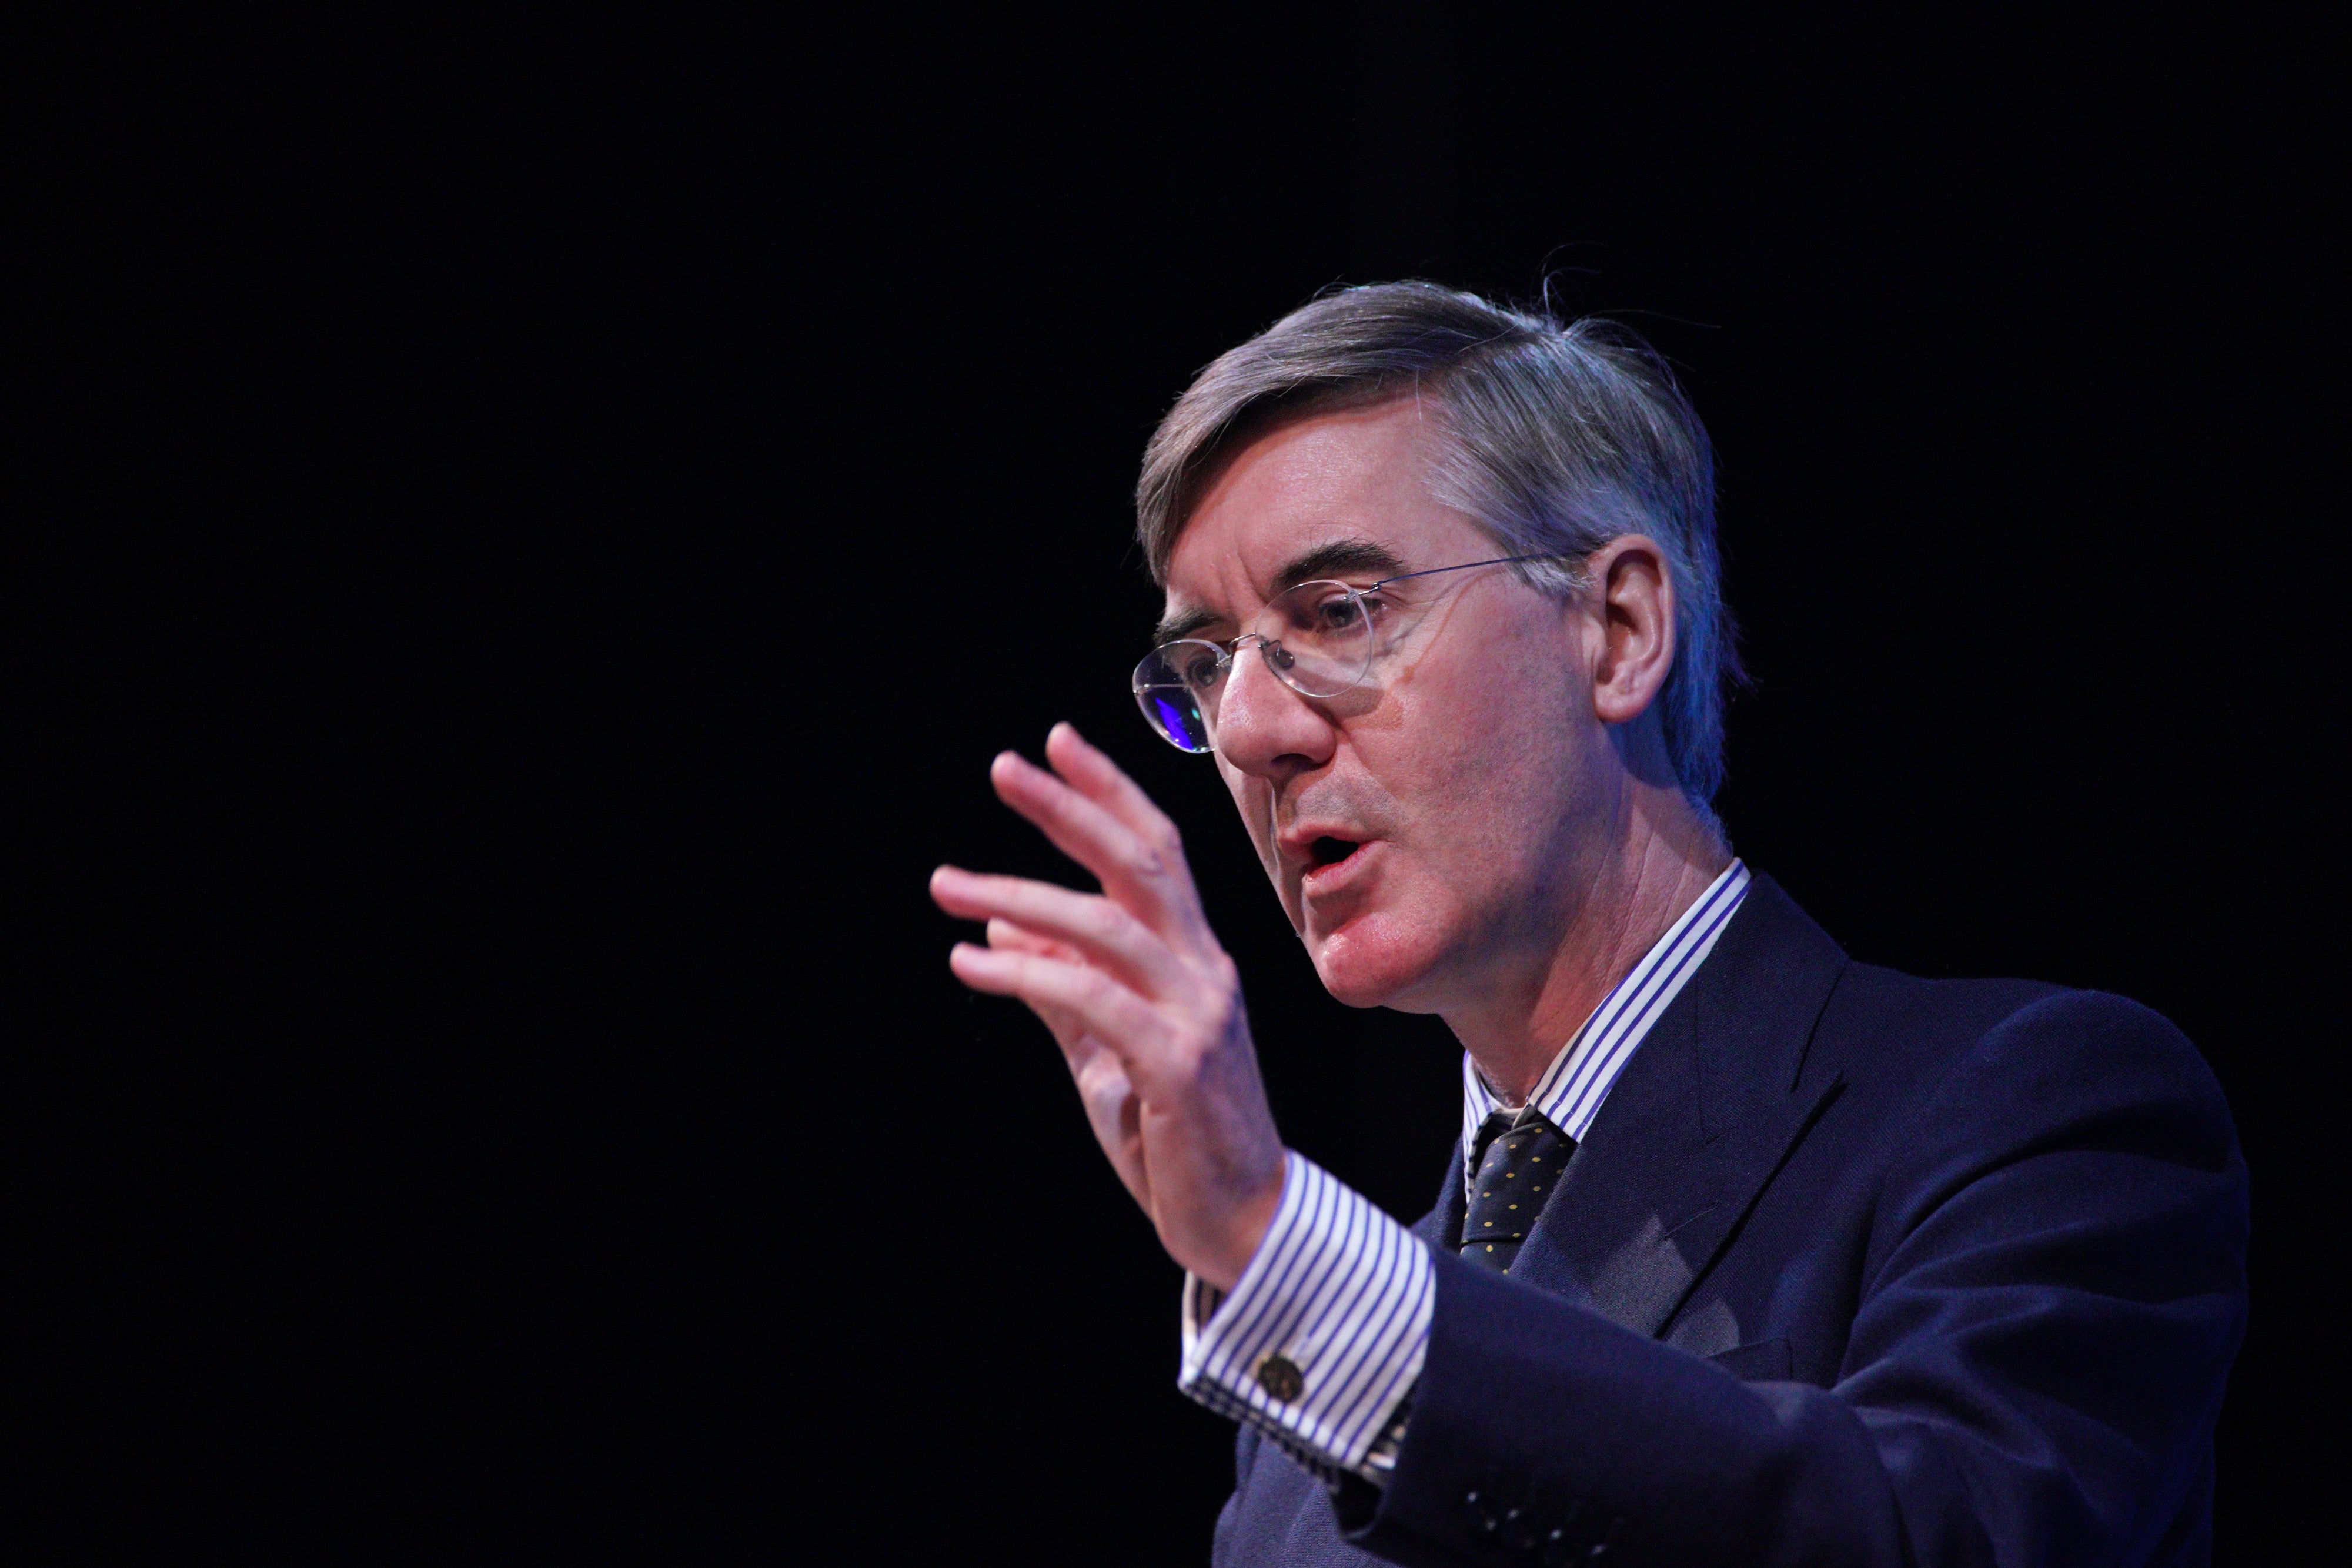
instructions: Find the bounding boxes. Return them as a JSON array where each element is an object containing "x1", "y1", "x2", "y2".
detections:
[{"x1": 1308, "y1": 835, "x2": 1362, "y2": 870}]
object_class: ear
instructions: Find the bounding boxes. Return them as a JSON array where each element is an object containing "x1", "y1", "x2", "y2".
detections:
[{"x1": 1586, "y1": 535, "x2": 1677, "y2": 726}]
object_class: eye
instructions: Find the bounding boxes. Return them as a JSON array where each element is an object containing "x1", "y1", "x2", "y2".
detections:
[
  {"x1": 1175, "y1": 648, "x2": 1225, "y2": 690},
  {"x1": 1295, "y1": 588, "x2": 1365, "y2": 634}
]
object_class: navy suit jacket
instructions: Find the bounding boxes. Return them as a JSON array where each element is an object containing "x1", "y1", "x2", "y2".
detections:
[{"x1": 1214, "y1": 875, "x2": 2246, "y2": 1567}]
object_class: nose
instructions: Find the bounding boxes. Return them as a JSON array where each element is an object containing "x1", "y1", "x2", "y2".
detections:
[{"x1": 1214, "y1": 640, "x2": 1337, "y2": 780}]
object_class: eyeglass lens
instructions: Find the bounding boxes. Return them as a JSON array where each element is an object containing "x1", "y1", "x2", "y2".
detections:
[{"x1": 1131, "y1": 579, "x2": 1377, "y2": 752}]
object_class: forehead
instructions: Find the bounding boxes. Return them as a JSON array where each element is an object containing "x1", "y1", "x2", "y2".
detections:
[{"x1": 1161, "y1": 398, "x2": 1485, "y2": 623}]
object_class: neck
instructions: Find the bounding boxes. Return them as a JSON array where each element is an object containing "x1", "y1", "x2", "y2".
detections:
[{"x1": 1445, "y1": 764, "x2": 1730, "y2": 1106}]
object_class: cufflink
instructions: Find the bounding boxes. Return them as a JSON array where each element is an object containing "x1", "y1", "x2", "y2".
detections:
[{"x1": 1254, "y1": 1353, "x2": 1305, "y2": 1402}]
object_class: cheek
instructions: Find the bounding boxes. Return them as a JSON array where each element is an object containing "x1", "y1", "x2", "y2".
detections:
[
  {"x1": 1396, "y1": 644, "x2": 1582, "y2": 828},
  {"x1": 1365, "y1": 659, "x2": 1598, "y2": 959}
]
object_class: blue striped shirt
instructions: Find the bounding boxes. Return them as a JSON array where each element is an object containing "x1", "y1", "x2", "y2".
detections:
[{"x1": 1178, "y1": 860, "x2": 1752, "y2": 1482}]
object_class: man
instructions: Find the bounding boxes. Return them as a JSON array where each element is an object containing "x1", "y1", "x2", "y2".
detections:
[{"x1": 929, "y1": 283, "x2": 2245, "y2": 1566}]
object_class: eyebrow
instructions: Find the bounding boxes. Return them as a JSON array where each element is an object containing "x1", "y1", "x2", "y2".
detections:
[{"x1": 1153, "y1": 536, "x2": 1408, "y2": 644}]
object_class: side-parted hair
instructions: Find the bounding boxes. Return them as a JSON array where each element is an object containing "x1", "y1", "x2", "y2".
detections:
[{"x1": 1135, "y1": 282, "x2": 1739, "y2": 807}]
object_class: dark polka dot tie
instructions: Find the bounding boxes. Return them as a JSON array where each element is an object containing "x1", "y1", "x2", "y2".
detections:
[{"x1": 1461, "y1": 1110, "x2": 1575, "y2": 1272}]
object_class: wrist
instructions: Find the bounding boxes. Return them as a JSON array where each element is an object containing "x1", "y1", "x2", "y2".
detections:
[{"x1": 1198, "y1": 1150, "x2": 1289, "y2": 1292}]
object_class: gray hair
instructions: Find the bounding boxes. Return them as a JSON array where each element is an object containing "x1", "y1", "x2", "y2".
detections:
[{"x1": 1135, "y1": 281, "x2": 1740, "y2": 806}]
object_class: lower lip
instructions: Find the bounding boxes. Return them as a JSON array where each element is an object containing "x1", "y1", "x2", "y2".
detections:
[{"x1": 1301, "y1": 840, "x2": 1380, "y2": 895}]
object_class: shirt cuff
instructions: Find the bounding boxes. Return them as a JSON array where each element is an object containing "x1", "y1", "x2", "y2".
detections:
[{"x1": 1177, "y1": 1151, "x2": 1433, "y2": 1480}]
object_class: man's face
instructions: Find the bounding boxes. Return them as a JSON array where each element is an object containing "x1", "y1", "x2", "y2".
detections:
[{"x1": 1162, "y1": 397, "x2": 1618, "y2": 1014}]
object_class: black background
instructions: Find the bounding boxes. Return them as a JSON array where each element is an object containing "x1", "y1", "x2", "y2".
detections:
[{"x1": 34, "y1": 6, "x2": 2340, "y2": 1560}]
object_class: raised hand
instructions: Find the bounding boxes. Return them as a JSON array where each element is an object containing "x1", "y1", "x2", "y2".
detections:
[{"x1": 930, "y1": 722, "x2": 1285, "y2": 1290}]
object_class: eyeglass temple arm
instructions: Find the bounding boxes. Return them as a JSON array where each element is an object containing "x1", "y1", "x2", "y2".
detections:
[{"x1": 1366, "y1": 553, "x2": 1564, "y2": 591}]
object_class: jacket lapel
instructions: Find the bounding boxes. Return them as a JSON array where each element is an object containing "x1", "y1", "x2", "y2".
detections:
[
  {"x1": 1411, "y1": 1155, "x2": 1467, "y2": 1251},
  {"x1": 1496, "y1": 875, "x2": 1850, "y2": 1339}
]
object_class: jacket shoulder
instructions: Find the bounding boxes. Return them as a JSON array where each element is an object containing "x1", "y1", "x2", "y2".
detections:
[{"x1": 1818, "y1": 963, "x2": 2240, "y2": 1181}]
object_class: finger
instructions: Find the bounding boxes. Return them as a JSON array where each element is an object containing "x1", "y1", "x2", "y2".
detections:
[
  {"x1": 987, "y1": 752, "x2": 1204, "y2": 937},
  {"x1": 983, "y1": 916, "x2": 1081, "y2": 965},
  {"x1": 1043, "y1": 722, "x2": 1195, "y2": 857},
  {"x1": 984, "y1": 918, "x2": 1092, "y2": 1045},
  {"x1": 931, "y1": 865, "x2": 1185, "y2": 996},
  {"x1": 1070, "y1": 1045, "x2": 1145, "y2": 1180},
  {"x1": 947, "y1": 942, "x2": 1172, "y2": 1084},
  {"x1": 967, "y1": 916, "x2": 1117, "y2": 1069},
  {"x1": 986, "y1": 750, "x2": 1160, "y2": 882}
]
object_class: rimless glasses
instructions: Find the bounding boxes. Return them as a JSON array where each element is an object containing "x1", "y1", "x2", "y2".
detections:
[{"x1": 1131, "y1": 554, "x2": 1558, "y2": 753}]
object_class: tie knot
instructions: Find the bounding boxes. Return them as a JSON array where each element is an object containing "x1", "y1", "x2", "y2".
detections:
[{"x1": 1472, "y1": 1106, "x2": 1562, "y2": 1168}]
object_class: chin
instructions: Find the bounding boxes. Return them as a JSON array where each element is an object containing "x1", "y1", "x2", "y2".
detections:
[{"x1": 1305, "y1": 912, "x2": 1453, "y2": 1012}]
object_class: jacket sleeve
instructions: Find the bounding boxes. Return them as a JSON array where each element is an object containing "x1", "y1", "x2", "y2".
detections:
[{"x1": 1337, "y1": 991, "x2": 2249, "y2": 1568}]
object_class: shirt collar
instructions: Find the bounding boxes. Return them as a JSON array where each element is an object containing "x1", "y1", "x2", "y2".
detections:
[{"x1": 1461, "y1": 860, "x2": 1752, "y2": 1184}]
